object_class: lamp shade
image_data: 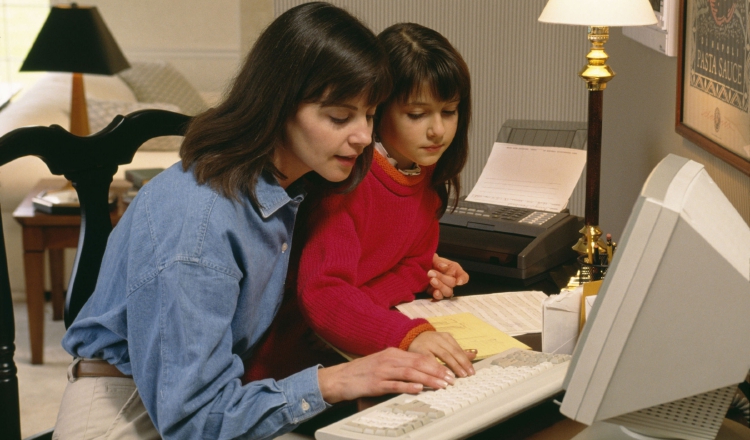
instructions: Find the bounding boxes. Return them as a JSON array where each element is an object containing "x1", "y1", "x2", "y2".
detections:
[
  {"x1": 20, "y1": 4, "x2": 129, "y2": 75},
  {"x1": 538, "y1": 0, "x2": 657, "y2": 26}
]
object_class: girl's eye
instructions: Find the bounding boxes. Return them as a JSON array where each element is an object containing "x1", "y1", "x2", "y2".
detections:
[
  {"x1": 443, "y1": 109, "x2": 458, "y2": 116},
  {"x1": 366, "y1": 113, "x2": 375, "y2": 122},
  {"x1": 407, "y1": 113, "x2": 425, "y2": 120}
]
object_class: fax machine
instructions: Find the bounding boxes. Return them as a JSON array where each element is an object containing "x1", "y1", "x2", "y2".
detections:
[
  {"x1": 437, "y1": 120, "x2": 586, "y2": 281},
  {"x1": 438, "y1": 199, "x2": 583, "y2": 280}
]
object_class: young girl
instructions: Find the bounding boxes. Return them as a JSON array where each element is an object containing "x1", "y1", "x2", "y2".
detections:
[
  {"x1": 296, "y1": 22, "x2": 474, "y2": 377},
  {"x1": 55, "y1": 5, "x2": 459, "y2": 440}
]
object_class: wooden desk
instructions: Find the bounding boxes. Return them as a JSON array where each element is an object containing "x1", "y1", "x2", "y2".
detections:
[{"x1": 12, "y1": 178, "x2": 131, "y2": 364}]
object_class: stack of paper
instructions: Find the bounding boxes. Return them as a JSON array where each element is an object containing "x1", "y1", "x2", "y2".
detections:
[{"x1": 396, "y1": 290, "x2": 547, "y2": 336}]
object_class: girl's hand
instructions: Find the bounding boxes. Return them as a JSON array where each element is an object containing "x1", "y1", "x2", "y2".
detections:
[
  {"x1": 427, "y1": 253, "x2": 469, "y2": 300},
  {"x1": 317, "y1": 347, "x2": 457, "y2": 404},
  {"x1": 407, "y1": 331, "x2": 476, "y2": 378}
]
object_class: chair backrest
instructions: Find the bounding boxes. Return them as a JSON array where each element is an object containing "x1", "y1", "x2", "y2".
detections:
[{"x1": 0, "y1": 109, "x2": 191, "y2": 439}]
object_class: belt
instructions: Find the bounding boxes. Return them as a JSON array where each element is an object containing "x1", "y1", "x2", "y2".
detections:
[{"x1": 72, "y1": 359, "x2": 132, "y2": 379}]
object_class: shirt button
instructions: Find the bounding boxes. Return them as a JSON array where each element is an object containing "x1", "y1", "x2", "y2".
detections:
[
  {"x1": 281, "y1": 242, "x2": 288, "y2": 253},
  {"x1": 301, "y1": 399, "x2": 310, "y2": 412}
]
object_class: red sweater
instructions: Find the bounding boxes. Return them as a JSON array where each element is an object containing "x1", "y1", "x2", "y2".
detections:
[{"x1": 296, "y1": 153, "x2": 440, "y2": 356}]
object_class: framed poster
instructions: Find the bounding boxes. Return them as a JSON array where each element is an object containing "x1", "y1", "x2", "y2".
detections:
[{"x1": 676, "y1": 0, "x2": 750, "y2": 175}]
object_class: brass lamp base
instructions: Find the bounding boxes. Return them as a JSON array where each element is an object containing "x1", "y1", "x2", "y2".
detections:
[
  {"x1": 572, "y1": 225, "x2": 605, "y2": 260},
  {"x1": 579, "y1": 26, "x2": 614, "y2": 91}
]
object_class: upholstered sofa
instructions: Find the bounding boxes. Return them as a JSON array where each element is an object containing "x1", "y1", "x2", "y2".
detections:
[{"x1": 0, "y1": 60, "x2": 209, "y2": 295}]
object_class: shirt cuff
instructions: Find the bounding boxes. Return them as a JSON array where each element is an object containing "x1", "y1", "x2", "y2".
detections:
[
  {"x1": 278, "y1": 364, "x2": 331, "y2": 425},
  {"x1": 398, "y1": 322, "x2": 436, "y2": 351}
]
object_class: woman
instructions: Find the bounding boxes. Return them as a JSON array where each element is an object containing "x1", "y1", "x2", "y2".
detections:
[{"x1": 54, "y1": 4, "x2": 461, "y2": 439}]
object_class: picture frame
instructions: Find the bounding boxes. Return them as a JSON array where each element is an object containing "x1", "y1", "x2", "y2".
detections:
[{"x1": 676, "y1": 0, "x2": 750, "y2": 176}]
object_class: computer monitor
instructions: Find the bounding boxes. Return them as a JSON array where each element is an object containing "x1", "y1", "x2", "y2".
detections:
[{"x1": 560, "y1": 154, "x2": 750, "y2": 440}]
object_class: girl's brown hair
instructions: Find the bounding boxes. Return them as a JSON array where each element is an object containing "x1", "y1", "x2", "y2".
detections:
[{"x1": 376, "y1": 22, "x2": 471, "y2": 216}]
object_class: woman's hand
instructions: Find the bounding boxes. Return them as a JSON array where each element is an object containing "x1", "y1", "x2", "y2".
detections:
[
  {"x1": 427, "y1": 253, "x2": 469, "y2": 300},
  {"x1": 407, "y1": 331, "x2": 476, "y2": 378},
  {"x1": 317, "y1": 348, "x2": 458, "y2": 404}
]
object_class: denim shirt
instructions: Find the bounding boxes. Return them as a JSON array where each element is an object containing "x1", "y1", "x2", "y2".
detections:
[{"x1": 62, "y1": 163, "x2": 328, "y2": 439}]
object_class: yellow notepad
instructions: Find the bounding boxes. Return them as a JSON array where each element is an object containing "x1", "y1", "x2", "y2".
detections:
[{"x1": 427, "y1": 312, "x2": 530, "y2": 361}]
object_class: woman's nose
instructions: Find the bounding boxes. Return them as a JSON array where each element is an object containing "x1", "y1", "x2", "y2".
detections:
[{"x1": 349, "y1": 119, "x2": 372, "y2": 149}]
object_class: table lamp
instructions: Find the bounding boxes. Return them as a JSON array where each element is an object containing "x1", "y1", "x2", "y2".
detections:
[
  {"x1": 20, "y1": 3, "x2": 129, "y2": 137},
  {"x1": 538, "y1": 0, "x2": 656, "y2": 273}
]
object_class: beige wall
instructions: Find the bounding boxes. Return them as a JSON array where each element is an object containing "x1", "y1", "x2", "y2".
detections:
[
  {"x1": 603, "y1": 29, "x2": 750, "y2": 237},
  {"x1": 240, "y1": 0, "x2": 274, "y2": 54},
  {"x1": 53, "y1": 0, "x2": 273, "y2": 96}
]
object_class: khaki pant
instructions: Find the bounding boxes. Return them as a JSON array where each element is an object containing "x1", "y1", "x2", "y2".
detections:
[{"x1": 53, "y1": 361, "x2": 160, "y2": 440}]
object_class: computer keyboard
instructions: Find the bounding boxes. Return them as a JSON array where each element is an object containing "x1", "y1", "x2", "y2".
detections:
[{"x1": 316, "y1": 348, "x2": 571, "y2": 440}]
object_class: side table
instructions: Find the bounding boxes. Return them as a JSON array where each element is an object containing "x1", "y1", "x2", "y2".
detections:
[{"x1": 13, "y1": 178, "x2": 131, "y2": 364}]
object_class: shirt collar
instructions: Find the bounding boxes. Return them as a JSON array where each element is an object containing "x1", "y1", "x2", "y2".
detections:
[
  {"x1": 373, "y1": 142, "x2": 421, "y2": 176},
  {"x1": 254, "y1": 170, "x2": 306, "y2": 218}
]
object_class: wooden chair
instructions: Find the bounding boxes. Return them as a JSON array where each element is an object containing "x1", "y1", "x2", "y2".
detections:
[{"x1": 0, "y1": 109, "x2": 191, "y2": 439}]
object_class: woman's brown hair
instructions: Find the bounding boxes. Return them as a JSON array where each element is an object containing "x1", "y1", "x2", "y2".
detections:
[{"x1": 181, "y1": 2, "x2": 391, "y2": 202}]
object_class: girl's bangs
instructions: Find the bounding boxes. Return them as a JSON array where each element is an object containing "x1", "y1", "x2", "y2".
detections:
[{"x1": 394, "y1": 61, "x2": 464, "y2": 104}]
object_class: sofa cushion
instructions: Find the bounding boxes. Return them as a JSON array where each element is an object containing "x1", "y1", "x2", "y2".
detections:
[
  {"x1": 118, "y1": 60, "x2": 208, "y2": 116},
  {"x1": 82, "y1": 73, "x2": 139, "y2": 102},
  {"x1": 87, "y1": 99, "x2": 184, "y2": 151}
]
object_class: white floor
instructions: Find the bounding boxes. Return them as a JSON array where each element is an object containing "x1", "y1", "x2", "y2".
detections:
[{"x1": 14, "y1": 301, "x2": 69, "y2": 437}]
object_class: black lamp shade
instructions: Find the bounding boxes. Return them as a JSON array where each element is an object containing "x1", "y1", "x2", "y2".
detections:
[{"x1": 20, "y1": 4, "x2": 129, "y2": 75}]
